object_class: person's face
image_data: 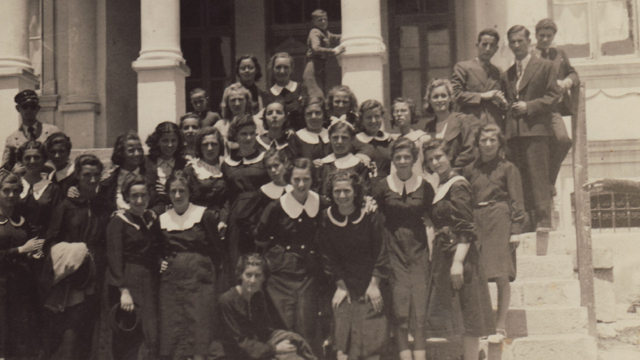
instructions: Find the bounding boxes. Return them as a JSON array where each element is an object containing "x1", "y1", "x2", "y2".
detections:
[
  {"x1": 477, "y1": 35, "x2": 499, "y2": 62},
  {"x1": 313, "y1": 15, "x2": 328, "y2": 31},
  {"x1": 16, "y1": 102, "x2": 40, "y2": 122},
  {"x1": 237, "y1": 125, "x2": 257, "y2": 149},
  {"x1": 123, "y1": 140, "x2": 144, "y2": 169},
  {"x1": 273, "y1": 58, "x2": 292, "y2": 83},
  {"x1": 201, "y1": 134, "x2": 220, "y2": 163},
  {"x1": 392, "y1": 148, "x2": 415, "y2": 173},
  {"x1": 181, "y1": 118, "x2": 200, "y2": 142},
  {"x1": 392, "y1": 102, "x2": 412, "y2": 128},
  {"x1": 169, "y1": 181, "x2": 190, "y2": 209},
  {"x1": 0, "y1": 182, "x2": 21, "y2": 208},
  {"x1": 229, "y1": 92, "x2": 247, "y2": 116},
  {"x1": 49, "y1": 144, "x2": 70, "y2": 169},
  {"x1": 332, "y1": 180, "x2": 355, "y2": 208},
  {"x1": 290, "y1": 167, "x2": 312, "y2": 197},
  {"x1": 304, "y1": 104, "x2": 324, "y2": 132},
  {"x1": 240, "y1": 265, "x2": 265, "y2": 295},
  {"x1": 332, "y1": 91, "x2": 351, "y2": 116},
  {"x1": 190, "y1": 92, "x2": 208, "y2": 112},
  {"x1": 265, "y1": 156, "x2": 286, "y2": 183},
  {"x1": 425, "y1": 148, "x2": 452, "y2": 176},
  {"x1": 536, "y1": 28, "x2": 556, "y2": 51},
  {"x1": 238, "y1": 58, "x2": 257, "y2": 84},
  {"x1": 77, "y1": 165, "x2": 102, "y2": 195},
  {"x1": 159, "y1": 133, "x2": 179, "y2": 159},
  {"x1": 361, "y1": 107, "x2": 383, "y2": 136},
  {"x1": 265, "y1": 103, "x2": 286, "y2": 130},
  {"x1": 508, "y1": 30, "x2": 531, "y2": 60},
  {"x1": 330, "y1": 128, "x2": 352, "y2": 156},
  {"x1": 128, "y1": 184, "x2": 150, "y2": 214},
  {"x1": 478, "y1": 131, "x2": 500, "y2": 159},
  {"x1": 23, "y1": 149, "x2": 45, "y2": 174},
  {"x1": 428, "y1": 85, "x2": 451, "y2": 113}
]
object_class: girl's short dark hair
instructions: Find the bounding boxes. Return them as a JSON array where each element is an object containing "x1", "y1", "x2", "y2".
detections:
[
  {"x1": 326, "y1": 169, "x2": 365, "y2": 209},
  {"x1": 195, "y1": 126, "x2": 225, "y2": 160},
  {"x1": 0, "y1": 170, "x2": 23, "y2": 194},
  {"x1": 44, "y1": 132, "x2": 72, "y2": 154},
  {"x1": 326, "y1": 85, "x2": 359, "y2": 115},
  {"x1": 356, "y1": 99, "x2": 386, "y2": 133},
  {"x1": 263, "y1": 147, "x2": 291, "y2": 168},
  {"x1": 165, "y1": 169, "x2": 193, "y2": 196},
  {"x1": 179, "y1": 112, "x2": 201, "y2": 128},
  {"x1": 284, "y1": 157, "x2": 316, "y2": 186},
  {"x1": 227, "y1": 114, "x2": 257, "y2": 143},
  {"x1": 261, "y1": 100, "x2": 289, "y2": 131},
  {"x1": 235, "y1": 253, "x2": 270, "y2": 285},
  {"x1": 422, "y1": 138, "x2": 452, "y2": 159},
  {"x1": 17, "y1": 141, "x2": 46, "y2": 163},
  {"x1": 390, "y1": 137, "x2": 419, "y2": 162},
  {"x1": 475, "y1": 123, "x2": 506, "y2": 150},
  {"x1": 74, "y1": 154, "x2": 104, "y2": 178},
  {"x1": 221, "y1": 83, "x2": 253, "y2": 121},
  {"x1": 121, "y1": 173, "x2": 149, "y2": 204},
  {"x1": 235, "y1": 55, "x2": 263, "y2": 83},
  {"x1": 267, "y1": 52, "x2": 295, "y2": 86},
  {"x1": 146, "y1": 122, "x2": 185, "y2": 162},
  {"x1": 391, "y1": 98, "x2": 419, "y2": 127},
  {"x1": 112, "y1": 132, "x2": 142, "y2": 167}
]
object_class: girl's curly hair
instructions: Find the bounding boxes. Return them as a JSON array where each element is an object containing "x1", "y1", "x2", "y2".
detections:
[{"x1": 145, "y1": 122, "x2": 185, "y2": 162}]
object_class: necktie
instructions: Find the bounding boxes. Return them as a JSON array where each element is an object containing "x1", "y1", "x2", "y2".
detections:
[
  {"x1": 28, "y1": 126, "x2": 36, "y2": 141},
  {"x1": 516, "y1": 61, "x2": 523, "y2": 79},
  {"x1": 401, "y1": 185, "x2": 407, "y2": 202}
]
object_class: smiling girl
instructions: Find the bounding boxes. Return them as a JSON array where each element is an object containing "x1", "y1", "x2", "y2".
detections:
[{"x1": 264, "y1": 52, "x2": 309, "y2": 131}]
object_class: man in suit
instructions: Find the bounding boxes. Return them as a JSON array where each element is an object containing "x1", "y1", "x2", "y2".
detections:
[
  {"x1": 533, "y1": 18, "x2": 579, "y2": 196},
  {"x1": 2, "y1": 89, "x2": 60, "y2": 171},
  {"x1": 502, "y1": 25, "x2": 560, "y2": 231},
  {"x1": 452, "y1": 28, "x2": 507, "y2": 132}
]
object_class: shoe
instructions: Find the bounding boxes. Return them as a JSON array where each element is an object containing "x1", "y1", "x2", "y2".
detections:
[{"x1": 487, "y1": 329, "x2": 507, "y2": 344}]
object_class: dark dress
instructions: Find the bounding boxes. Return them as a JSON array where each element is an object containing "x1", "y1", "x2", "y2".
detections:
[
  {"x1": 354, "y1": 131, "x2": 393, "y2": 182},
  {"x1": 243, "y1": 82, "x2": 268, "y2": 115},
  {"x1": 263, "y1": 81, "x2": 309, "y2": 131},
  {"x1": 183, "y1": 159, "x2": 228, "y2": 211},
  {"x1": 0, "y1": 215, "x2": 42, "y2": 359},
  {"x1": 425, "y1": 175, "x2": 495, "y2": 338},
  {"x1": 255, "y1": 191, "x2": 323, "y2": 344},
  {"x1": 158, "y1": 204, "x2": 223, "y2": 358},
  {"x1": 424, "y1": 112, "x2": 477, "y2": 172},
  {"x1": 373, "y1": 173, "x2": 434, "y2": 331},
  {"x1": 288, "y1": 128, "x2": 331, "y2": 161},
  {"x1": 218, "y1": 287, "x2": 276, "y2": 360},
  {"x1": 221, "y1": 149, "x2": 270, "y2": 274},
  {"x1": 145, "y1": 156, "x2": 188, "y2": 215},
  {"x1": 17, "y1": 178, "x2": 61, "y2": 238},
  {"x1": 48, "y1": 162, "x2": 77, "y2": 197},
  {"x1": 319, "y1": 207, "x2": 388, "y2": 358},
  {"x1": 106, "y1": 210, "x2": 161, "y2": 360},
  {"x1": 99, "y1": 166, "x2": 150, "y2": 215},
  {"x1": 235, "y1": 182, "x2": 287, "y2": 241},
  {"x1": 319, "y1": 153, "x2": 371, "y2": 196},
  {"x1": 463, "y1": 156, "x2": 525, "y2": 282}
]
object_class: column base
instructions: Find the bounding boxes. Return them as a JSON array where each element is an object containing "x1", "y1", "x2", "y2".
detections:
[
  {"x1": 0, "y1": 67, "x2": 39, "y2": 152},
  {"x1": 132, "y1": 58, "x2": 190, "y2": 143}
]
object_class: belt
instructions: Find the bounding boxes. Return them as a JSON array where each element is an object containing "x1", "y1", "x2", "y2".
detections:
[{"x1": 475, "y1": 200, "x2": 507, "y2": 208}]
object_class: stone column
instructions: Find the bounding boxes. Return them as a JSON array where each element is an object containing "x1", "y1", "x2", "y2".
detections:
[
  {"x1": 132, "y1": 0, "x2": 189, "y2": 143},
  {"x1": 338, "y1": 0, "x2": 387, "y2": 107},
  {"x1": 0, "y1": 0, "x2": 39, "y2": 153},
  {"x1": 60, "y1": 0, "x2": 101, "y2": 149}
]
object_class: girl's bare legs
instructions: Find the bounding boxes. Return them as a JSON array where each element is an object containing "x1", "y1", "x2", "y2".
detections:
[{"x1": 495, "y1": 276, "x2": 511, "y2": 334}]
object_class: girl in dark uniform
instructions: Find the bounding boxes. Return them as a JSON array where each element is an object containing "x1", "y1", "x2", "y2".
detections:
[
  {"x1": 180, "y1": 113, "x2": 201, "y2": 161},
  {"x1": 44, "y1": 132, "x2": 76, "y2": 195},
  {"x1": 257, "y1": 100, "x2": 292, "y2": 159},
  {"x1": 106, "y1": 173, "x2": 160, "y2": 360},
  {"x1": 319, "y1": 170, "x2": 388, "y2": 360},
  {"x1": 158, "y1": 170, "x2": 223, "y2": 360},
  {"x1": 355, "y1": 100, "x2": 393, "y2": 183},
  {"x1": 462, "y1": 124, "x2": 525, "y2": 344},
  {"x1": 263, "y1": 52, "x2": 309, "y2": 131},
  {"x1": 325, "y1": 85, "x2": 359, "y2": 126},
  {"x1": 289, "y1": 97, "x2": 331, "y2": 163},
  {"x1": 423, "y1": 139, "x2": 494, "y2": 360},
  {"x1": 373, "y1": 137, "x2": 434, "y2": 360},
  {"x1": 235, "y1": 55, "x2": 267, "y2": 115}
]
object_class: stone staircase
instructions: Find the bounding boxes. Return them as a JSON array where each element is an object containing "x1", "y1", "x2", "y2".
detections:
[{"x1": 483, "y1": 232, "x2": 597, "y2": 360}]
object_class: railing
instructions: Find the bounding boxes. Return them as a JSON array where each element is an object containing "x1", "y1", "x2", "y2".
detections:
[{"x1": 572, "y1": 190, "x2": 640, "y2": 231}]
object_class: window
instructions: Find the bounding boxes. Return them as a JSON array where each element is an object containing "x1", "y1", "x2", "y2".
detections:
[
  {"x1": 552, "y1": 0, "x2": 639, "y2": 58},
  {"x1": 271, "y1": 0, "x2": 341, "y2": 25}
]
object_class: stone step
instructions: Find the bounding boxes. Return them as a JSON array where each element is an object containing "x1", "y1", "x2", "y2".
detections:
[
  {"x1": 489, "y1": 279, "x2": 581, "y2": 308},
  {"x1": 503, "y1": 306, "x2": 589, "y2": 337},
  {"x1": 516, "y1": 255, "x2": 574, "y2": 280},
  {"x1": 495, "y1": 333, "x2": 597, "y2": 360},
  {"x1": 514, "y1": 231, "x2": 575, "y2": 257}
]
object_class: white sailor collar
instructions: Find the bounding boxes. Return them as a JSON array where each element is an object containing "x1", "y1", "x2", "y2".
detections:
[
  {"x1": 224, "y1": 150, "x2": 265, "y2": 166},
  {"x1": 403, "y1": 129, "x2": 429, "y2": 143},
  {"x1": 387, "y1": 172, "x2": 422, "y2": 196},
  {"x1": 192, "y1": 159, "x2": 222, "y2": 180},
  {"x1": 160, "y1": 203, "x2": 207, "y2": 232},
  {"x1": 433, "y1": 175, "x2": 468, "y2": 204},
  {"x1": 321, "y1": 153, "x2": 361, "y2": 169},
  {"x1": 270, "y1": 81, "x2": 298, "y2": 96},
  {"x1": 296, "y1": 128, "x2": 329, "y2": 144},
  {"x1": 326, "y1": 206, "x2": 366, "y2": 227},
  {"x1": 356, "y1": 131, "x2": 390, "y2": 143},
  {"x1": 114, "y1": 209, "x2": 157, "y2": 230},
  {"x1": 257, "y1": 134, "x2": 289, "y2": 151},
  {"x1": 261, "y1": 182, "x2": 287, "y2": 200},
  {"x1": 0, "y1": 215, "x2": 25, "y2": 227},
  {"x1": 49, "y1": 162, "x2": 75, "y2": 183},
  {"x1": 280, "y1": 190, "x2": 320, "y2": 219},
  {"x1": 20, "y1": 177, "x2": 52, "y2": 201}
]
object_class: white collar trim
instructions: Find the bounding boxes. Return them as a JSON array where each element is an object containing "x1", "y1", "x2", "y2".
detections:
[
  {"x1": 296, "y1": 128, "x2": 329, "y2": 144},
  {"x1": 20, "y1": 177, "x2": 52, "y2": 201},
  {"x1": 280, "y1": 191, "x2": 320, "y2": 219},
  {"x1": 387, "y1": 172, "x2": 422, "y2": 196},
  {"x1": 321, "y1": 153, "x2": 361, "y2": 169},
  {"x1": 192, "y1": 159, "x2": 223, "y2": 180},
  {"x1": 270, "y1": 81, "x2": 298, "y2": 96},
  {"x1": 0, "y1": 216, "x2": 25, "y2": 227},
  {"x1": 224, "y1": 151, "x2": 265, "y2": 166},
  {"x1": 327, "y1": 206, "x2": 366, "y2": 227},
  {"x1": 49, "y1": 162, "x2": 75, "y2": 182},
  {"x1": 356, "y1": 131, "x2": 390, "y2": 143},
  {"x1": 114, "y1": 209, "x2": 157, "y2": 231},
  {"x1": 160, "y1": 203, "x2": 207, "y2": 231},
  {"x1": 403, "y1": 130, "x2": 429, "y2": 142},
  {"x1": 433, "y1": 175, "x2": 468, "y2": 204},
  {"x1": 261, "y1": 182, "x2": 287, "y2": 200},
  {"x1": 257, "y1": 135, "x2": 289, "y2": 151}
]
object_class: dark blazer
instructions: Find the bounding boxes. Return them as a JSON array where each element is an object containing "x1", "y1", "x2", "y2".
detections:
[
  {"x1": 501, "y1": 55, "x2": 560, "y2": 138},
  {"x1": 424, "y1": 112, "x2": 477, "y2": 171},
  {"x1": 536, "y1": 47, "x2": 580, "y2": 116},
  {"x1": 451, "y1": 59, "x2": 505, "y2": 130}
]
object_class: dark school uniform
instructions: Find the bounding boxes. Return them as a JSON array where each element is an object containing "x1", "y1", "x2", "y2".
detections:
[
  {"x1": 263, "y1": 81, "x2": 309, "y2": 131},
  {"x1": 257, "y1": 133, "x2": 294, "y2": 160},
  {"x1": 183, "y1": 159, "x2": 228, "y2": 211},
  {"x1": 17, "y1": 177, "x2": 61, "y2": 238},
  {"x1": 424, "y1": 112, "x2": 477, "y2": 173},
  {"x1": 354, "y1": 131, "x2": 393, "y2": 182},
  {"x1": 318, "y1": 153, "x2": 370, "y2": 196},
  {"x1": 48, "y1": 161, "x2": 77, "y2": 197},
  {"x1": 319, "y1": 207, "x2": 389, "y2": 358},
  {"x1": 288, "y1": 128, "x2": 331, "y2": 161},
  {"x1": 158, "y1": 204, "x2": 223, "y2": 359},
  {"x1": 425, "y1": 175, "x2": 495, "y2": 338},
  {"x1": 464, "y1": 156, "x2": 525, "y2": 281},
  {"x1": 373, "y1": 173, "x2": 434, "y2": 331},
  {"x1": 145, "y1": 155, "x2": 188, "y2": 215}
]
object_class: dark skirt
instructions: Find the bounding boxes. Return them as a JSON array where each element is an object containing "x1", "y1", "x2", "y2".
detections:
[
  {"x1": 266, "y1": 273, "x2": 318, "y2": 345},
  {"x1": 474, "y1": 202, "x2": 517, "y2": 282},
  {"x1": 1, "y1": 270, "x2": 42, "y2": 359},
  {"x1": 333, "y1": 299, "x2": 388, "y2": 357},
  {"x1": 159, "y1": 252, "x2": 217, "y2": 358},
  {"x1": 389, "y1": 255, "x2": 429, "y2": 331},
  {"x1": 425, "y1": 238, "x2": 495, "y2": 338}
]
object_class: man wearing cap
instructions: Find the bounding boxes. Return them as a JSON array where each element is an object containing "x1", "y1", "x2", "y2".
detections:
[{"x1": 2, "y1": 89, "x2": 60, "y2": 171}]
